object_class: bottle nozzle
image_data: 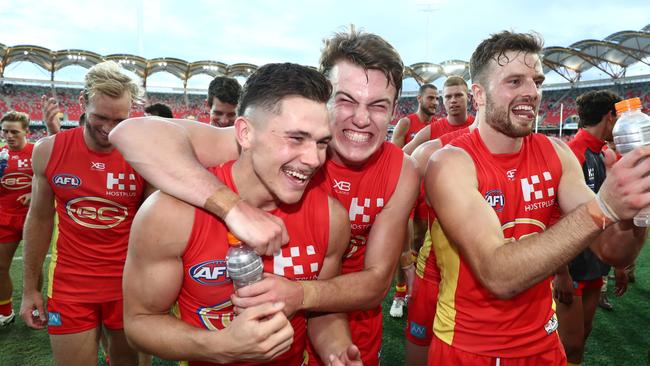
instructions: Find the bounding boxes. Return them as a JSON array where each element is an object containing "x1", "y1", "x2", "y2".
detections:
[{"x1": 227, "y1": 232, "x2": 242, "y2": 246}]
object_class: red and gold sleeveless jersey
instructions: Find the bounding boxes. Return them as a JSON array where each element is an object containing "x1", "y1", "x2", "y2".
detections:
[
  {"x1": 178, "y1": 161, "x2": 330, "y2": 366},
  {"x1": 313, "y1": 142, "x2": 403, "y2": 275},
  {"x1": 429, "y1": 115, "x2": 475, "y2": 140},
  {"x1": 0, "y1": 143, "x2": 34, "y2": 217},
  {"x1": 44, "y1": 127, "x2": 145, "y2": 302},
  {"x1": 405, "y1": 113, "x2": 433, "y2": 144},
  {"x1": 433, "y1": 129, "x2": 562, "y2": 357},
  {"x1": 416, "y1": 128, "x2": 471, "y2": 284}
]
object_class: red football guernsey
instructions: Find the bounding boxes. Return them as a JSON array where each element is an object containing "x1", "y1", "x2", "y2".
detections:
[
  {"x1": 429, "y1": 115, "x2": 475, "y2": 140},
  {"x1": 416, "y1": 128, "x2": 470, "y2": 284},
  {"x1": 44, "y1": 127, "x2": 145, "y2": 302},
  {"x1": 432, "y1": 129, "x2": 562, "y2": 357},
  {"x1": 313, "y1": 142, "x2": 403, "y2": 274},
  {"x1": 404, "y1": 113, "x2": 434, "y2": 144},
  {"x1": 0, "y1": 143, "x2": 34, "y2": 217},
  {"x1": 178, "y1": 161, "x2": 330, "y2": 366}
]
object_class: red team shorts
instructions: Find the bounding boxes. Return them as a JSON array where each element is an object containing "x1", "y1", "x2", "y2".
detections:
[
  {"x1": 0, "y1": 212, "x2": 26, "y2": 244},
  {"x1": 305, "y1": 307, "x2": 382, "y2": 365},
  {"x1": 406, "y1": 276, "x2": 439, "y2": 346},
  {"x1": 46, "y1": 297, "x2": 125, "y2": 335},
  {"x1": 572, "y1": 277, "x2": 604, "y2": 296},
  {"x1": 428, "y1": 336, "x2": 567, "y2": 366}
]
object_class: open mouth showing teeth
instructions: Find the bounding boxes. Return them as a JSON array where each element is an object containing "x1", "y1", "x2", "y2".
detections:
[
  {"x1": 343, "y1": 130, "x2": 371, "y2": 143},
  {"x1": 512, "y1": 105, "x2": 535, "y2": 119},
  {"x1": 282, "y1": 167, "x2": 310, "y2": 184}
]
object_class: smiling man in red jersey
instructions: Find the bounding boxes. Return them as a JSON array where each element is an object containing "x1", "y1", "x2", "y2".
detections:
[
  {"x1": 20, "y1": 61, "x2": 155, "y2": 366},
  {"x1": 123, "y1": 63, "x2": 360, "y2": 366},
  {"x1": 0, "y1": 111, "x2": 34, "y2": 327},
  {"x1": 425, "y1": 31, "x2": 647, "y2": 366},
  {"x1": 110, "y1": 28, "x2": 419, "y2": 366}
]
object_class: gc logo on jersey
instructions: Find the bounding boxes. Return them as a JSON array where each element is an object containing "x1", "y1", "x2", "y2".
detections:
[
  {"x1": 53, "y1": 174, "x2": 82, "y2": 188},
  {"x1": 484, "y1": 189, "x2": 505, "y2": 212},
  {"x1": 65, "y1": 197, "x2": 127, "y2": 229},
  {"x1": 197, "y1": 300, "x2": 234, "y2": 331},
  {"x1": 1, "y1": 172, "x2": 32, "y2": 190},
  {"x1": 189, "y1": 260, "x2": 230, "y2": 285}
]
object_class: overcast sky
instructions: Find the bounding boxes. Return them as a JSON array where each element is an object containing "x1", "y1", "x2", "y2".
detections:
[{"x1": 2, "y1": 0, "x2": 649, "y2": 90}]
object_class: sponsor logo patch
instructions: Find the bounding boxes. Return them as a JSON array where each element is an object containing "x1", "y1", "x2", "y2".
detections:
[
  {"x1": 53, "y1": 174, "x2": 82, "y2": 188},
  {"x1": 484, "y1": 189, "x2": 505, "y2": 212},
  {"x1": 48, "y1": 312, "x2": 62, "y2": 326},
  {"x1": 1, "y1": 172, "x2": 32, "y2": 190},
  {"x1": 189, "y1": 260, "x2": 230, "y2": 286},
  {"x1": 65, "y1": 197, "x2": 128, "y2": 229},
  {"x1": 409, "y1": 321, "x2": 427, "y2": 339}
]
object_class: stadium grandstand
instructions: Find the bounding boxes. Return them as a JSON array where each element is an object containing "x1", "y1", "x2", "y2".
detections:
[{"x1": 1, "y1": 24, "x2": 649, "y2": 140}]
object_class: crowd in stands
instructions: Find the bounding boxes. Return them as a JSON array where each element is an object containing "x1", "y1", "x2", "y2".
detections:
[{"x1": 2, "y1": 80, "x2": 650, "y2": 134}]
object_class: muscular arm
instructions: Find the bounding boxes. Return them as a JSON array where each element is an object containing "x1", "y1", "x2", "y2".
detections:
[
  {"x1": 426, "y1": 141, "x2": 650, "y2": 299},
  {"x1": 308, "y1": 197, "x2": 356, "y2": 362},
  {"x1": 403, "y1": 125, "x2": 431, "y2": 155},
  {"x1": 390, "y1": 117, "x2": 410, "y2": 148},
  {"x1": 124, "y1": 191, "x2": 293, "y2": 363},
  {"x1": 20, "y1": 137, "x2": 55, "y2": 328},
  {"x1": 110, "y1": 117, "x2": 287, "y2": 254},
  {"x1": 303, "y1": 155, "x2": 419, "y2": 311},
  {"x1": 109, "y1": 117, "x2": 237, "y2": 208}
]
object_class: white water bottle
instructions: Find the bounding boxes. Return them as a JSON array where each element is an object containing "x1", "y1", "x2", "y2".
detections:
[
  {"x1": 225, "y1": 232, "x2": 264, "y2": 289},
  {"x1": 612, "y1": 97, "x2": 650, "y2": 226}
]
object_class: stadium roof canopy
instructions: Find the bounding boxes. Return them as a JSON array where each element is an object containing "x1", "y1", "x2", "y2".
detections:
[{"x1": 0, "y1": 23, "x2": 649, "y2": 87}]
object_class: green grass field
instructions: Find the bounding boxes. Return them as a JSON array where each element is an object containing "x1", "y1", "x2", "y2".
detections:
[{"x1": 1, "y1": 242, "x2": 648, "y2": 366}]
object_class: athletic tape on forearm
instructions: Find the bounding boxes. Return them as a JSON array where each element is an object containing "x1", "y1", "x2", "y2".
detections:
[{"x1": 204, "y1": 186, "x2": 242, "y2": 219}]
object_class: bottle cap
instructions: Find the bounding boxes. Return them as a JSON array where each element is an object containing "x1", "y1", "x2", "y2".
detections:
[
  {"x1": 615, "y1": 97, "x2": 642, "y2": 115},
  {"x1": 226, "y1": 232, "x2": 242, "y2": 246}
]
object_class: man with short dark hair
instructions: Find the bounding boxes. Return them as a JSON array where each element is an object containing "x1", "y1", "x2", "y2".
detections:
[
  {"x1": 110, "y1": 28, "x2": 419, "y2": 366},
  {"x1": 123, "y1": 62, "x2": 360, "y2": 366},
  {"x1": 403, "y1": 76, "x2": 474, "y2": 155},
  {"x1": 208, "y1": 76, "x2": 241, "y2": 127},
  {"x1": 425, "y1": 31, "x2": 647, "y2": 365},
  {"x1": 391, "y1": 84, "x2": 438, "y2": 148},
  {"x1": 144, "y1": 102, "x2": 174, "y2": 118}
]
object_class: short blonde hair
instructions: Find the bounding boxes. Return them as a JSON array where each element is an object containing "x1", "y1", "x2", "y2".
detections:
[
  {"x1": 1, "y1": 111, "x2": 30, "y2": 130},
  {"x1": 84, "y1": 61, "x2": 144, "y2": 104}
]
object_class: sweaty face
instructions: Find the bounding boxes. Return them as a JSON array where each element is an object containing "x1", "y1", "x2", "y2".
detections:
[
  {"x1": 482, "y1": 51, "x2": 544, "y2": 138},
  {"x1": 210, "y1": 97, "x2": 237, "y2": 127},
  {"x1": 82, "y1": 92, "x2": 131, "y2": 152},
  {"x1": 1, "y1": 121, "x2": 28, "y2": 151},
  {"x1": 443, "y1": 85, "x2": 469, "y2": 118},
  {"x1": 328, "y1": 60, "x2": 396, "y2": 167},
  {"x1": 418, "y1": 87, "x2": 439, "y2": 117},
  {"x1": 246, "y1": 97, "x2": 331, "y2": 205}
]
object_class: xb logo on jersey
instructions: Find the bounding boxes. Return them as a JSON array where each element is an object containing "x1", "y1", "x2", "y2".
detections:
[{"x1": 333, "y1": 179, "x2": 351, "y2": 192}]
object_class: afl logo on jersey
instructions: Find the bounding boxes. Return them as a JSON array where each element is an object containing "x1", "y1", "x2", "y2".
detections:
[
  {"x1": 53, "y1": 174, "x2": 82, "y2": 188},
  {"x1": 484, "y1": 189, "x2": 505, "y2": 212},
  {"x1": 190, "y1": 260, "x2": 230, "y2": 285},
  {"x1": 1, "y1": 172, "x2": 32, "y2": 190},
  {"x1": 65, "y1": 197, "x2": 127, "y2": 229}
]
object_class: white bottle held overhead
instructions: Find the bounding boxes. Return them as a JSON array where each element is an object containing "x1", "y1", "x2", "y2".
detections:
[
  {"x1": 612, "y1": 97, "x2": 650, "y2": 227},
  {"x1": 225, "y1": 232, "x2": 264, "y2": 289}
]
